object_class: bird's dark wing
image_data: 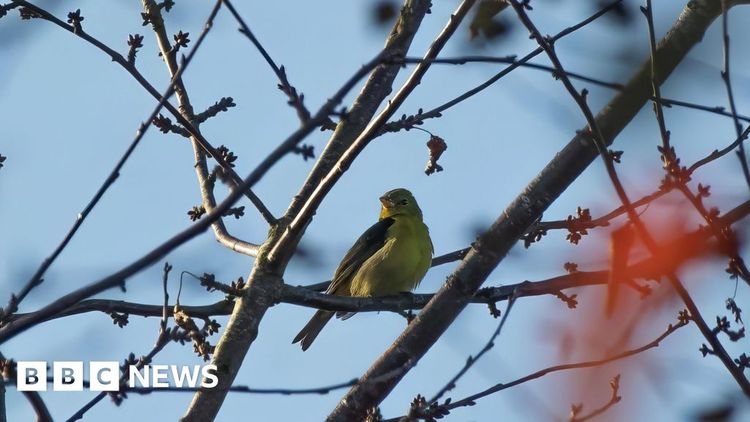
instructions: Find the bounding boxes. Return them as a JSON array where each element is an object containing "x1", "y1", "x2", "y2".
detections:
[{"x1": 326, "y1": 217, "x2": 395, "y2": 295}]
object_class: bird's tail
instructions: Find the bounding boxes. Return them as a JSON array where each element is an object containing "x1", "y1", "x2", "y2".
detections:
[{"x1": 292, "y1": 310, "x2": 334, "y2": 351}]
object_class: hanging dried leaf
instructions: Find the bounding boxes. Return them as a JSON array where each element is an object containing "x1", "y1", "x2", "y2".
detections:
[{"x1": 425, "y1": 135, "x2": 447, "y2": 176}]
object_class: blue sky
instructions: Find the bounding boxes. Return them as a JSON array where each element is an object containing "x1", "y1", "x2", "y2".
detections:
[{"x1": 2, "y1": 1, "x2": 750, "y2": 420}]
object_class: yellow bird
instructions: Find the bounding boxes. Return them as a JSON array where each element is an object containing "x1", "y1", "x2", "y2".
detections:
[{"x1": 293, "y1": 188, "x2": 433, "y2": 351}]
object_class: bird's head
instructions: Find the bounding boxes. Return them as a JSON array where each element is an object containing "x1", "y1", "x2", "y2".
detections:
[{"x1": 379, "y1": 188, "x2": 423, "y2": 220}]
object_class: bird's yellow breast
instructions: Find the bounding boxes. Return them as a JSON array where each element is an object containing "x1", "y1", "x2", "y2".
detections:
[{"x1": 348, "y1": 214, "x2": 432, "y2": 297}]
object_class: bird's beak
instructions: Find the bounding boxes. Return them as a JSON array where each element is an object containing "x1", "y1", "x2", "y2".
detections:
[{"x1": 379, "y1": 196, "x2": 393, "y2": 208}]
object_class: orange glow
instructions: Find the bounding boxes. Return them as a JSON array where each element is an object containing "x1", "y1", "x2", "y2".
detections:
[{"x1": 538, "y1": 195, "x2": 731, "y2": 420}]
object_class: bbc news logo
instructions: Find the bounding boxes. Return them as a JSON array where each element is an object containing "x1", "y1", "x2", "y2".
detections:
[{"x1": 16, "y1": 361, "x2": 218, "y2": 392}]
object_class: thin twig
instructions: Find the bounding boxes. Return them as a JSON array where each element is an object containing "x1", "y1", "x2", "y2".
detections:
[
  {"x1": 221, "y1": 0, "x2": 331, "y2": 128},
  {"x1": 532, "y1": 190, "x2": 666, "y2": 232},
  {"x1": 568, "y1": 374, "x2": 621, "y2": 422},
  {"x1": 678, "y1": 185, "x2": 750, "y2": 284},
  {"x1": 10, "y1": 298, "x2": 233, "y2": 322},
  {"x1": 160, "y1": 262, "x2": 173, "y2": 334},
  {"x1": 420, "y1": 320, "x2": 685, "y2": 418},
  {"x1": 643, "y1": 0, "x2": 671, "y2": 153},
  {"x1": 531, "y1": 132, "x2": 750, "y2": 239},
  {"x1": 719, "y1": 0, "x2": 750, "y2": 190},
  {"x1": 428, "y1": 294, "x2": 518, "y2": 405},
  {"x1": 687, "y1": 124, "x2": 750, "y2": 173}
]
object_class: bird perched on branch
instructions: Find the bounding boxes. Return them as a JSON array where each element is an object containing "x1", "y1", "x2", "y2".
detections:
[{"x1": 293, "y1": 188, "x2": 433, "y2": 351}]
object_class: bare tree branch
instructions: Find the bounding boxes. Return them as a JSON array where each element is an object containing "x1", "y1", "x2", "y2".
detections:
[
  {"x1": 44, "y1": 375, "x2": 357, "y2": 396},
  {"x1": 688, "y1": 124, "x2": 750, "y2": 173},
  {"x1": 429, "y1": 294, "x2": 518, "y2": 406},
  {"x1": 568, "y1": 375, "x2": 622, "y2": 422},
  {"x1": 140, "y1": 0, "x2": 263, "y2": 257},
  {"x1": 221, "y1": 0, "x2": 333, "y2": 129},
  {"x1": 719, "y1": 0, "x2": 750, "y2": 189}
]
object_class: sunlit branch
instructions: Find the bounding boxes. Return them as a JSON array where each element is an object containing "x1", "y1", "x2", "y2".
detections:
[{"x1": 141, "y1": 0, "x2": 264, "y2": 258}]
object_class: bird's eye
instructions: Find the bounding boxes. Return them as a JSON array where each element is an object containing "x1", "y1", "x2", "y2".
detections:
[{"x1": 399, "y1": 199, "x2": 408, "y2": 205}]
